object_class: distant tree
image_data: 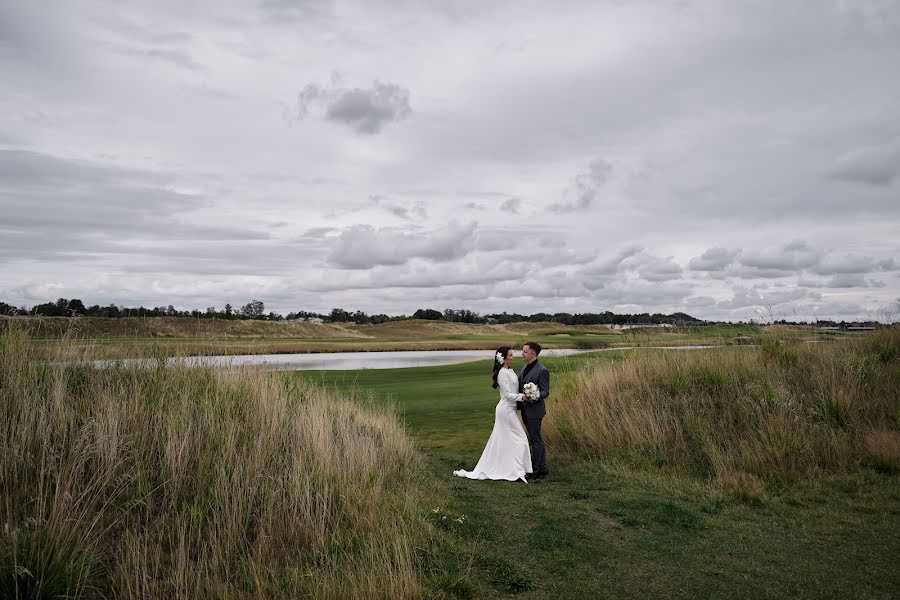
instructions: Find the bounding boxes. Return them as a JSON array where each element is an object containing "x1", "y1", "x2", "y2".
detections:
[
  {"x1": 241, "y1": 300, "x2": 265, "y2": 319},
  {"x1": 286, "y1": 310, "x2": 326, "y2": 321},
  {"x1": 32, "y1": 302, "x2": 62, "y2": 316},
  {"x1": 67, "y1": 299, "x2": 86, "y2": 316},
  {"x1": 328, "y1": 308, "x2": 351, "y2": 322},
  {"x1": 412, "y1": 308, "x2": 442, "y2": 320},
  {"x1": 224, "y1": 303, "x2": 233, "y2": 319}
]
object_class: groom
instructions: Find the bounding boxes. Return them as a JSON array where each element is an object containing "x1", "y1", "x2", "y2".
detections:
[{"x1": 517, "y1": 341, "x2": 550, "y2": 478}]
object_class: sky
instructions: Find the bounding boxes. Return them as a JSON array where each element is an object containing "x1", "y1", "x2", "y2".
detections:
[{"x1": 1, "y1": 0, "x2": 899, "y2": 322}]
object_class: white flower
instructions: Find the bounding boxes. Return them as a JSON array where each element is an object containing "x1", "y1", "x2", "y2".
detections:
[
  {"x1": 523, "y1": 382, "x2": 540, "y2": 401},
  {"x1": 495, "y1": 351, "x2": 505, "y2": 364}
]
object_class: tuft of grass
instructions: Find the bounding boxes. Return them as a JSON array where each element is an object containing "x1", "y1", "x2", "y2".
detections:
[
  {"x1": 720, "y1": 471, "x2": 769, "y2": 505},
  {"x1": 863, "y1": 430, "x2": 900, "y2": 473}
]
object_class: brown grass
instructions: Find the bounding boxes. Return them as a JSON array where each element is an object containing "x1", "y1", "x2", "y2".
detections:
[
  {"x1": 863, "y1": 430, "x2": 900, "y2": 473},
  {"x1": 0, "y1": 324, "x2": 446, "y2": 598},
  {"x1": 546, "y1": 328, "x2": 900, "y2": 487},
  {"x1": 0, "y1": 315, "x2": 369, "y2": 340}
]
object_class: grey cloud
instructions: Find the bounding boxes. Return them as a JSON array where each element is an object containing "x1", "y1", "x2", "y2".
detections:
[
  {"x1": 307, "y1": 257, "x2": 530, "y2": 293},
  {"x1": 549, "y1": 158, "x2": 611, "y2": 213},
  {"x1": 689, "y1": 247, "x2": 739, "y2": 271},
  {"x1": 738, "y1": 240, "x2": 821, "y2": 272},
  {"x1": 811, "y1": 253, "x2": 889, "y2": 275},
  {"x1": 500, "y1": 197, "x2": 521, "y2": 214},
  {"x1": 326, "y1": 83, "x2": 411, "y2": 134},
  {"x1": 717, "y1": 286, "x2": 818, "y2": 310},
  {"x1": 0, "y1": 149, "x2": 159, "y2": 186},
  {"x1": 369, "y1": 195, "x2": 427, "y2": 220},
  {"x1": 0, "y1": 150, "x2": 269, "y2": 265},
  {"x1": 301, "y1": 227, "x2": 336, "y2": 240},
  {"x1": 108, "y1": 44, "x2": 203, "y2": 71},
  {"x1": 328, "y1": 222, "x2": 477, "y2": 269},
  {"x1": 685, "y1": 295, "x2": 717, "y2": 308},
  {"x1": 474, "y1": 234, "x2": 510, "y2": 253},
  {"x1": 829, "y1": 140, "x2": 900, "y2": 186},
  {"x1": 588, "y1": 279, "x2": 693, "y2": 308},
  {"x1": 582, "y1": 245, "x2": 642, "y2": 277},
  {"x1": 0, "y1": 1, "x2": 81, "y2": 69},
  {"x1": 825, "y1": 273, "x2": 876, "y2": 288},
  {"x1": 297, "y1": 80, "x2": 412, "y2": 134},
  {"x1": 259, "y1": 0, "x2": 333, "y2": 23},
  {"x1": 493, "y1": 273, "x2": 589, "y2": 300},
  {"x1": 638, "y1": 256, "x2": 683, "y2": 282}
]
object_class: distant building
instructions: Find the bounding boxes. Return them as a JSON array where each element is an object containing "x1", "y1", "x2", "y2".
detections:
[{"x1": 612, "y1": 323, "x2": 674, "y2": 330}]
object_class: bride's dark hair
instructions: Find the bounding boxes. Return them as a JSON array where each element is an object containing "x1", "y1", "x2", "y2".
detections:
[{"x1": 491, "y1": 346, "x2": 511, "y2": 389}]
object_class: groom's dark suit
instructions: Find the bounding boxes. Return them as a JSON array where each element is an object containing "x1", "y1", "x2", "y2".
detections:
[{"x1": 517, "y1": 360, "x2": 550, "y2": 476}]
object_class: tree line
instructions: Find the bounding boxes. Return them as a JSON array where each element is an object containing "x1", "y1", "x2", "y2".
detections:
[
  {"x1": 0, "y1": 298, "x2": 278, "y2": 321},
  {"x1": 0, "y1": 298, "x2": 708, "y2": 325}
]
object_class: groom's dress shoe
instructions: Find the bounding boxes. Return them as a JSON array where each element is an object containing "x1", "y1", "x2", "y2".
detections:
[{"x1": 533, "y1": 471, "x2": 549, "y2": 479}]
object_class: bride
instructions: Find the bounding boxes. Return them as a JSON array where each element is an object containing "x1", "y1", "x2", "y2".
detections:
[{"x1": 453, "y1": 346, "x2": 533, "y2": 482}]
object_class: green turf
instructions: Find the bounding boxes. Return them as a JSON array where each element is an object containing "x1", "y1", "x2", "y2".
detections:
[{"x1": 296, "y1": 352, "x2": 900, "y2": 599}]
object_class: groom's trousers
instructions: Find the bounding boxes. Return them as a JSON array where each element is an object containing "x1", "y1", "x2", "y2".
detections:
[{"x1": 523, "y1": 417, "x2": 548, "y2": 475}]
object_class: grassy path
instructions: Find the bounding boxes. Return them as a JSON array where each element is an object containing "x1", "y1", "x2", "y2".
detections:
[{"x1": 297, "y1": 352, "x2": 899, "y2": 599}]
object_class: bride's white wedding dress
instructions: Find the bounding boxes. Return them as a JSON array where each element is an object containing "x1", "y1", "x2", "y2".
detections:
[{"x1": 453, "y1": 367, "x2": 533, "y2": 482}]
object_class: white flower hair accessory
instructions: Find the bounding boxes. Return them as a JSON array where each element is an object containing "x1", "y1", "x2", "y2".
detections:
[{"x1": 495, "y1": 351, "x2": 505, "y2": 365}]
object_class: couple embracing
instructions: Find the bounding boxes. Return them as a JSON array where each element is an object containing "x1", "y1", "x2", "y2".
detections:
[{"x1": 453, "y1": 342, "x2": 550, "y2": 483}]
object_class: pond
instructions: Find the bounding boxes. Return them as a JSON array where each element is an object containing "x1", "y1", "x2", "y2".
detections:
[{"x1": 93, "y1": 348, "x2": 592, "y2": 372}]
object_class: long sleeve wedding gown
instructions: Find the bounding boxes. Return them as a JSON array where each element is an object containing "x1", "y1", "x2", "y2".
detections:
[{"x1": 453, "y1": 367, "x2": 533, "y2": 482}]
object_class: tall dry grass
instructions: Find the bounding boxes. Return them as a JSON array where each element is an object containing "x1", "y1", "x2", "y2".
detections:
[
  {"x1": 547, "y1": 329, "x2": 900, "y2": 485},
  {"x1": 0, "y1": 324, "x2": 440, "y2": 599}
]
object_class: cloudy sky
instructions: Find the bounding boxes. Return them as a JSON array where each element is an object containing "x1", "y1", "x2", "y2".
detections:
[{"x1": 1, "y1": 0, "x2": 899, "y2": 321}]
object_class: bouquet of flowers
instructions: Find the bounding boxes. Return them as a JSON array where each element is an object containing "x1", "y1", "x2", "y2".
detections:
[{"x1": 523, "y1": 382, "x2": 540, "y2": 402}]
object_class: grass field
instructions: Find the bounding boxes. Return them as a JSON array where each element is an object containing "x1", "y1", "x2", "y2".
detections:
[
  {"x1": 4, "y1": 322, "x2": 896, "y2": 598},
  {"x1": 298, "y1": 342, "x2": 900, "y2": 599},
  {"x1": 1, "y1": 316, "x2": 842, "y2": 361}
]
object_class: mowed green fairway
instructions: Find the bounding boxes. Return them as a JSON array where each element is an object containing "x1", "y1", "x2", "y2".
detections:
[
  {"x1": 297, "y1": 352, "x2": 899, "y2": 600},
  {"x1": 299, "y1": 352, "x2": 608, "y2": 456}
]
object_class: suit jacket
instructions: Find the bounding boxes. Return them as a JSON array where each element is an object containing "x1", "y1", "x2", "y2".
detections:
[{"x1": 517, "y1": 360, "x2": 550, "y2": 419}]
